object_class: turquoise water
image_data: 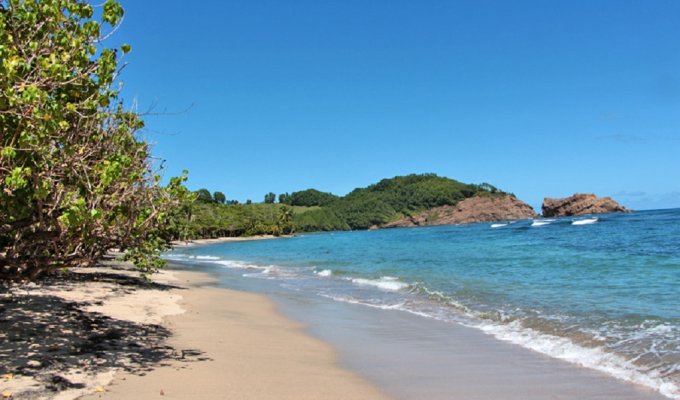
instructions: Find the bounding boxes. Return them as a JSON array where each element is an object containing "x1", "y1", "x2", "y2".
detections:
[{"x1": 166, "y1": 209, "x2": 680, "y2": 399}]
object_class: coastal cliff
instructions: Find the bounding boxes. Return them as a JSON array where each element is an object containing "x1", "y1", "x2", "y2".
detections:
[
  {"x1": 541, "y1": 193, "x2": 630, "y2": 217},
  {"x1": 384, "y1": 195, "x2": 537, "y2": 228}
]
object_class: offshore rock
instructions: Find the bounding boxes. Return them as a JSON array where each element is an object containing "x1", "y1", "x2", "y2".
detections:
[
  {"x1": 384, "y1": 195, "x2": 537, "y2": 228},
  {"x1": 541, "y1": 193, "x2": 630, "y2": 217}
]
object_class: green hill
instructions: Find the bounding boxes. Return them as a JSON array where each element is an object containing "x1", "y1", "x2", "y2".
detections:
[
  {"x1": 298, "y1": 174, "x2": 507, "y2": 230},
  {"x1": 176, "y1": 174, "x2": 509, "y2": 239}
]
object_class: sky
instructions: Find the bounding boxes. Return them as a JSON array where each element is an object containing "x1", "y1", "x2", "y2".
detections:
[{"x1": 110, "y1": 0, "x2": 680, "y2": 211}]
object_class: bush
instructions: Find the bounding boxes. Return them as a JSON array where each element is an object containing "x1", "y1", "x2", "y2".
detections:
[{"x1": 0, "y1": 0, "x2": 188, "y2": 281}]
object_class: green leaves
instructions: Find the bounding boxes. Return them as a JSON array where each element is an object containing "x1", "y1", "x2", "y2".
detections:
[
  {"x1": 4, "y1": 167, "x2": 31, "y2": 191},
  {"x1": 103, "y1": 0, "x2": 124, "y2": 26},
  {"x1": 1, "y1": 0, "x2": 188, "y2": 281},
  {"x1": 0, "y1": 147, "x2": 16, "y2": 160}
]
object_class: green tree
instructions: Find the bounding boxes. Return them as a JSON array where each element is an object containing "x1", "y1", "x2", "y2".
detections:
[
  {"x1": 277, "y1": 205, "x2": 294, "y2": 235},
  {"x1": 278, "y1": 193, "x2": 291, "y2": 204},
  {"x1": 213, "y1": 191, "x2": 226, "y2": 204},
  {"x1": 0, "y1": 0, "x2": 186, "y2": 281},
  {"x1": 289, "y1": 189, "x2": 339, "y2": 206},
  {"x1": 264, "y1": 192, "x2": 276, "y2": 204},
  {"x1": 195, "y1": 189, "x2": 213, "y2": 203}
]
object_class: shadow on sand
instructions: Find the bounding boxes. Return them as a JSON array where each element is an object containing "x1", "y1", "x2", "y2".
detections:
[{"x1": 0, "y1": 271, "x2": 208, "y2": 395}]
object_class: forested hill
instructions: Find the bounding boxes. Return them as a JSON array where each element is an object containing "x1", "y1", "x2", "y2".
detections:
[{"x1": 185, "y1": 174, "x2": 514, "y2": 238}]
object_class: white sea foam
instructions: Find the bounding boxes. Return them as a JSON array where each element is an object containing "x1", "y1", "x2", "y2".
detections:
[
  {"x1": 318, "y1": 294, "x2": 410, "y2": 312},
  {"x1": 350, "y1": 276, "x2": 409, "y2": 291},
  {"x1": 572, "y1": 217, "x2": 599, "y2": 225},
  {"x1": 212, "y1": 259, "x2": 259, "y2": 269},
  {"x1": 315, "y1": 269, "x2": 333, "y2": 277},
  {"x1": 490, "y1": 223, "x2": 507, "y2": 228},
  {"x1": 473, "y1": 320, "x2": 679, "y2": 399},
  {"x1": 319, "y1": 282, "x2": 679, "y2": 399},
  {"x1": 531, "y1": 220, "x2": 553, "y2": 227},
  {"x1": 162, "y1": 254, "x2": 221, "y2": 261}
]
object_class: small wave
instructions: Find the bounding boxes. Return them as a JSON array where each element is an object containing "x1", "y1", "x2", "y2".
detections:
[
  {"x1": 491, "y1": 223, "x2": 508, "y2": 228},
  {"x1": 162, "y1": 254, "x2": 220, "y2": 261},
  {"x1": 321, "y1": 281, "x2": 679, "y2": 399},
  {"x1": 475, "y1": 320, "x2": 679, "y2": 399},
  {"x1": 212, "y1": 260, "x2": 261, "y2": 269},
  {"x1": 319, "y1": 294, "x2": 407, "y2": 311},
  {"x1": 409, "y1": 283, "x2": 472, "y2": 315},
  {"x1": 350, "y1": 276, "x2": 409, "y2": 291},
  {"x1": 315, "y1": 269, "x2": 333, "y2": 277},
  {"x1": 572, "y1": 217, "x2": 598, "y2": 225},
  {"x1": 531, "y1": 220, "x2": 553, "y2": 227}
]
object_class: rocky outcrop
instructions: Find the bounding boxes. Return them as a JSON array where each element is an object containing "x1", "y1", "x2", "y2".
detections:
[
  {"x1": 383, "y1": 195, "x2": 537, "y2": 228},
  {"x1": 541, "y1": 193, "x2": 630, "y2": 217}
]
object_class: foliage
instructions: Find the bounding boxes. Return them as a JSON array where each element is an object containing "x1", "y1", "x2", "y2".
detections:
[
  {"x1": 263, "y1": 192, "x2": 275, "y2": 204},
  {"x1": 195, "y1": 188, "x2": 213, "y2": 203},
  {"x1": 182, "y1": 203, "x2": 302, "y2": 238},
  {"x1": 186, "y1": 174, "x2": 508, "y2": 236},
  {"x1": 316, "y1": 174, "x2": 505, "y2": 230},
  {"x1": 0, "y1": 0, "x2": 187, "y2": 281},
  {"x1": 287, "y1": 189, "x2": 339, "y2": 207},
  {"x1": 278, "y1": 192, "x2": 290, "y2": 204},
  {"x1": 213, "y1": 191, "x2": 226, "y2": 204},
  {"x1": 293, "y1": 208, "x2": 349, "y2": 232}
]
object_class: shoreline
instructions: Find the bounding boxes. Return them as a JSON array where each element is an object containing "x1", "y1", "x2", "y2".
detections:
[
  {"x1": 79, "y1": 268, "x2": 387, "y2": 400},
  {"x1": 2, "y1": 256, "x2": 673, "y2": 399},
  {"x1": 170, "y1": 234, "x2": 293, "y2": 247},
  {"x1": 166, "y1": 251, "x2": 675, "y2": 400},
  {"x1": 0, "y1": 262, "x2": 386, "y2": 399}
]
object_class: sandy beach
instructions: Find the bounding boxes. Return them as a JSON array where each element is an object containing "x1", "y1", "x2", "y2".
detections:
[
  {"x1": 0, "y1": 263, "x2": 386, "y2": 400},
  {"x1": 171, "y1": 234, "x2": 291, "y2": 248},
  {"x1": 1, "y1": 256, "x2": 672, "y2": 400}
]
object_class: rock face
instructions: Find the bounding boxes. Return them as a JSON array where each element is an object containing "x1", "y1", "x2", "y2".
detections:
[
  {"x1": 541, "y1": 193, "x2": 629, "y2": 217},
  {"x1": 383, "y1": 195, "x2": 537, "y2": 228}
]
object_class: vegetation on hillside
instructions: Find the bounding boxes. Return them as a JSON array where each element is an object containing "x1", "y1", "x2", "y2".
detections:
[
  {"x1": 187, "y1": 174, "x2": 509, "y2": 236},
  {"x1": 281, "y1": 189, "x2": 340, "y2": 207},
  {"x1": 183, "y1": 203, "x2": 296, "y2": 239},
  {"x1": 0, "y1": 0, "x2": 190, "y2": 281}
]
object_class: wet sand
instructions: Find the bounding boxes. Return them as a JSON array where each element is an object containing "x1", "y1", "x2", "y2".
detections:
[
  {"x1": 275, "y1": 290, "x2": 671, "y2": 400},
  {"x1": 171, "y1": 234, "x2": 292, "y2": 247}
]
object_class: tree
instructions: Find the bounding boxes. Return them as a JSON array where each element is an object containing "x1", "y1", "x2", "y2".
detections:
[
  {"x1": 195, "y1": 189, "x2": 213, "y2": 203},
  {"x1": 246, "y1": 199, "x2": 252, "y2": 205},
  {"x1": 0, "y1": 0, "x2": 187, "y2": 281},
  {"x1": 277, "y1": 205, "x2": 294, "y2": 235},
  {"x1": 264, "y1": 192, "x2": 276, "y2": 204},
  {"x1": 278, "y1": 193, "x2": 290, "y2": 204},
  {"x1": 213, "y1": 191, "x2": 226, "y2": 204},
  {"x1": 289, "y1": 189, "x2": 339, "y2": 206}
]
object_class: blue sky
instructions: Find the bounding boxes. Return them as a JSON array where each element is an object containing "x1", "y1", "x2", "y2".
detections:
[{"x1": 111, "y1": 0, "x2": 680, "y2": 210}]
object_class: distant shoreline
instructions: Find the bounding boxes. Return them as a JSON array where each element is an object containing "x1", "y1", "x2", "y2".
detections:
[{"x1": 170, "y1": 234, "x2": 293, "y2": 247}]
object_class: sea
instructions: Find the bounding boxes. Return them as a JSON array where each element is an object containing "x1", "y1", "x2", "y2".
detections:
[{"x1": 164, "y1": 209, "x2": 680, "y2": 399}]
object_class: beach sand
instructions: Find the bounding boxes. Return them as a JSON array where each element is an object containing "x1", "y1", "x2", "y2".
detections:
[
  {"x1": 171, "y1": 234, "x2": 291, "y2": 247},
  {"x1": 0, "y1": 264, "x2": 386, "y2": 400},
  {"x1": 79, "y1": 269, "x2": 388, "y2": 400},
  {"x1": 2, "y1": 261, "x2": 671, "y2": 400}
]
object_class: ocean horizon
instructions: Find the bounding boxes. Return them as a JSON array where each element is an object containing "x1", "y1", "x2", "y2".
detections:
[{"x1": 165, "y1": 208, "x2": 680, "y2": 399}]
